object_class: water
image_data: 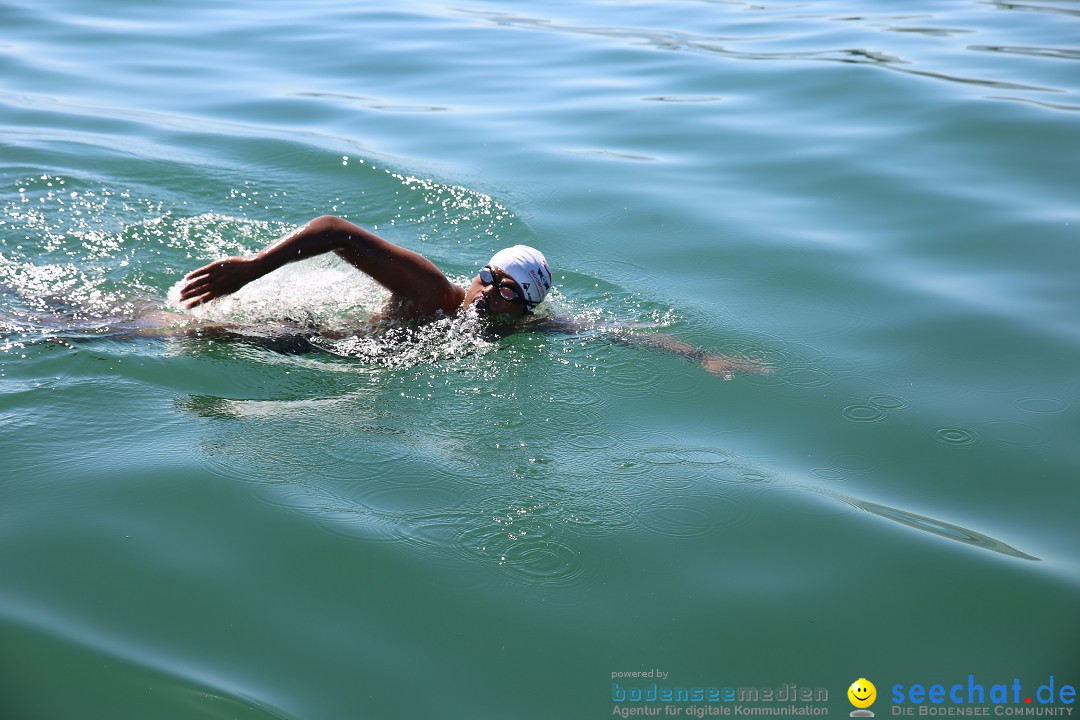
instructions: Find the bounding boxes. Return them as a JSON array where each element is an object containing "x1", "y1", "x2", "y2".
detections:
[{"x1": 2, "y1": 0, "x2": 1078, "y2": 718}]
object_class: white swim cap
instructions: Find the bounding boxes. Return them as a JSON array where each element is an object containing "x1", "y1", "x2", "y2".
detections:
[{"x1": 487, "y1": 245, "x2": 552, "y2": 306}]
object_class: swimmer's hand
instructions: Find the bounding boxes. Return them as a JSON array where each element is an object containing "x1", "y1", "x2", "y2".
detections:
[
  {"x1": 180, "y1": 256, "x2": 263, "y2": 309},
  {"x1": 698, "y1": 352, "x2": 770, "y2": 380}
]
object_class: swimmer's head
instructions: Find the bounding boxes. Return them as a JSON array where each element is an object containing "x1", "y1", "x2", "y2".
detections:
[
  {"x1": 488, "y1": 245, "x2": 552, "y2": 307},
  {"x1": 463, "y1": 245, "x2": 552, "y2": 319}
]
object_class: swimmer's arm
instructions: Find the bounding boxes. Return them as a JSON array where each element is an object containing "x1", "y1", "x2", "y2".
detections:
[
  {"x1": 611, "y1": 332, "x2": 768, "y2": 379},
  {"x1": 180, "y1": 216, "x2": 461, "y2": 313},
  {"x1": 526, "y1": 317, "x2": 767, "y2": 379}
]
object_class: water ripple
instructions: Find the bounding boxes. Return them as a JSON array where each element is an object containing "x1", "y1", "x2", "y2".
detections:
[
  {"x1": 289, "y1": 91, "x2": 450, "y2": 112},
  {"x1": 638, "y1": 446, "x2": 735, "y2": 466},
  {"x1": 867, "y1": 394, "x2": 908, "y2": 410},
  {"x1": 983, "y1": 420, "x2": 1052, "y2": 448},
  {"x1": 638, "y1": 491, "x2": 751, "y2": 538},
  {"x1": 1016, "y1": 397, "x2": 1068, "y2": 414},
  {"x1": 0, "y1": 595, "x2": 303, "y2": 720},
  {"x1": 884, "y1": 26, "x2": 973, "y2": 38},
  {"x1": 837, "y1": 495, "x2": 1040, "y2": 561},
  {"x1": 565, "y1": 148, "x2": 658, "y2": 162},
  {"x1": 969, "y1": 45, "x2": 1080, "y2": 62},
  {"x1": 829, "y1": 452, "x2": 878, "y2": 473},
  {"x1": 934, "y1": 426, "x2": 981, "y2": 446},
  {"x1": 987, "y1": 1, "x2": 1080, "y2": 19},
  {"x1": 457, "y1": 5, "x2": 1076, "y2": 110},
  {"x1": 455, "y1": 501, "x2": 592, "y2": 586},
  {"x1": 640, "y1": 95, "x2": 723, "y2": 103},
  {"x1": 841, "y1": 404, "x2": 885, "y2": 422},
  {"x1": 777, "y1": 364, "x2": 833, "y2": 388},
  {"x1": 986, "y1": 95, "x2": 1080, "y2": 112}
]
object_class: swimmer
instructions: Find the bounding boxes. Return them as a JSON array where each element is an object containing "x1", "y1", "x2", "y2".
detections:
[
  {"x1": 180, "y1": 215, "x2": 549, "y2": 326},
  {"x1": 179, "y1": 215, "x2": 765, "y2": 378}
]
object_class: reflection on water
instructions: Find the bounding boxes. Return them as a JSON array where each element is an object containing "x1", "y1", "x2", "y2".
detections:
[
  {"x1": 457, "y1": 2, "x2": 1077, "y2": 105},
  {"x1": 987, "y1": 0, "x2": 1080, "y2": 19},
  {"x1": 969, "y1": 44, "x2": 1080, "y2": 61},
  {"x1": 0, "y1": 594, "x2": 303, "y2": 720},
  {"x1": 826, "y1": 492, "x2": 1040, "y2": 561}
]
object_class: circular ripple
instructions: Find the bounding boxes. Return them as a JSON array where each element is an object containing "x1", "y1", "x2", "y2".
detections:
[
  {"x1": 638, "y1": 446, "x2": 734, "y2": 466},
  {"x1": 456, "y1": 518, "x2": 588, "y2": 585},
  {"x1": 642, "y1": 475, "x2": 701, "y2": 493},
  {"x1": 638, "y1": 492, "x2": 749, "y2": 538},
  {"x1": 683, "y1": 448, "x2": 736, "y2": 465},
  {"x1": 543, "y1": 388, "x2": 605, "y2": 432},
  {"x1": 776, "y1": 339, "x2": 832, "y2": 364},
  {"x1": 563, "y1": 432, "x2": 617, "y2": 451},
  {"x1": 776, "y1": 364, "x2": 831, "y2": 388},
  {"x1": 706, "y1": 467, "x2": 773, "y2": 487},
  {"x1": 811, "y1": 467, "x2": 846, "y2": 482},
  {"x1": 1016, "y1": 397, "x2": 1067, "y2": 414},
  {"x1": 829, "y1": 452, "x2": 877, "y2": 473},
  {"x1": 556, "y1": 502, "x2": 637, "y2": 537},
  {"x1": 318, "y1": 446, "x2": 415, "y2": 481},
  {"x1": 603, "y1": 361, "x2": 659, "y2": 400},
  {"x1": 404, "y1": 513, "x2": 467, "y2": 551},
  {"x1": 934, "y1": 427, "x2": 980, "y2": 446},
  {"x1": 501, "y1": 540, "x2": 588, "y2": 585},
  {"x1": 636, "y1": 448, "x2": 684, "y2": 465},
  {"x1": 552, "y1": 383, "x2": 607, "y2": 409},
  {"x1": 743, "y1": 346, "x2": 790, "y2": 368},
  {"x1": 983, "y1": 420, "x2": 1052, "y2": 448},
  {"x1": 640, "y1": 503, "x2": 715, "y2": 538},
  {"x1": 198, "y1": 432, "x2": 300, "y2": 484},
  {"x1": 868, "y1": 394, "x2": 908, "y2": 410},
  {"x1": 308, "y1": 502, "x2": 407, "y2": 544},
  {"x1": 547, "y1": 404, "x2": 603, "y2": 432},
  {"x1": 842, "y1": 404, "x2": 885, "y2": 422},
  {"x1": 362, "y1": 482, "x2": 461, "y2": 515}
]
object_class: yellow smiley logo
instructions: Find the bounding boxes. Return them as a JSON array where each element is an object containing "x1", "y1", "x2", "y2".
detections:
[{"x1": 848, "y1": 678, "x2": 877, "y2": 709}]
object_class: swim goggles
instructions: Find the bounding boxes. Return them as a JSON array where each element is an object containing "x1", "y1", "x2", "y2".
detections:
[{"x1": 479, "y1": 266, "x2": 533, "y2": 307}]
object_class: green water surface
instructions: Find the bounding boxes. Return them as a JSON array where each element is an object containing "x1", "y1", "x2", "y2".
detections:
[{"x1": 2, "y1": 0, "x2": 1078, "y2": 718}]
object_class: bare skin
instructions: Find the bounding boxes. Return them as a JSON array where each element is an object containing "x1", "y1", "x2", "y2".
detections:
[
  {"x1": 181, "y1": 215, "x2": 527, "y2": 324},
  {"x1": 608, "y1": 332, "x2": 767, "y2": 380},
  {"x1": 179, "y1": 216, "x2": 766, "y2": 377}
]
